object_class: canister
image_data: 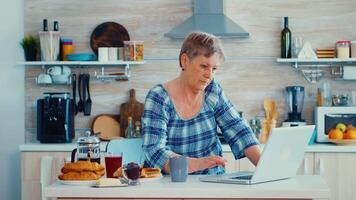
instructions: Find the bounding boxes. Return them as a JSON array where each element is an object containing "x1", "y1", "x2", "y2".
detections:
[
  {"x1": 351, "y1": 41, "x2": 356, "y2": 58},
  {"x1": 336, "y1": 40, "x2": 350, "y2": 59},
  {"x1": 61, "y1": 38, "x2": 73, "y2": 61},
  {"x1": 123, "y1": 41, "x2": 144, "y2": 61}
]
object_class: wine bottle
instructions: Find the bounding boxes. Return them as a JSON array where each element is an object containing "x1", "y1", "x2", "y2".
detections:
[
  {"x1": 53, "y1": 21, "x2": 59, "y2": 31},
  {"x1": 281, "y1": 17, "x2": 292, "y2": 58},
  {"x1": 43, "y1": 19, "x2": 48, "y2": 31}
]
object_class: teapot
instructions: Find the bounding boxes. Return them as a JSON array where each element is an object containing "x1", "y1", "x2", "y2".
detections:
[{"x1": 71, "y1": 131, "x2": 101, "y2": 164}]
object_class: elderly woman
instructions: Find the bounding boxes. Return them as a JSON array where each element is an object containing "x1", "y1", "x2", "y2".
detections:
[{"x1": 142, "y1": 32, "x2": 261, "y2": 175}]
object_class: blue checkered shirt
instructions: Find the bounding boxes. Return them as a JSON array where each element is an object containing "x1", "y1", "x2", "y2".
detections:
[{"x1": 142, "y1": 79, "x2": 259, "y2": 174}]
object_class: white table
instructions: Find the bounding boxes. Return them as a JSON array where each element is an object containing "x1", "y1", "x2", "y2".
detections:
[{"x1": 44, "y1": 175, "x2": 330, "y2": 200}]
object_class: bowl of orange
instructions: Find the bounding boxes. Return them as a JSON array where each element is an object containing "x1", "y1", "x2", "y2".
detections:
[{"x1": 328, "y1": 124, "x2": 356, "y2": 145}]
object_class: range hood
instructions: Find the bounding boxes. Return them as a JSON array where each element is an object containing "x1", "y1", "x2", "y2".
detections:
[{"x1": 165, "y1": 0, "x2": 250, "y2": 39}]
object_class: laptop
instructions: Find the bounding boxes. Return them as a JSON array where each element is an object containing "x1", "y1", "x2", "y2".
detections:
[{"x1": 200, "y1": 125, "x2": 315, "y2": 185}]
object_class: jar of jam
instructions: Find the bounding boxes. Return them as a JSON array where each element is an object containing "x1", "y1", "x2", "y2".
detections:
[{"x1": 336, "y1": 40, "x2": 351, "y2": 59}]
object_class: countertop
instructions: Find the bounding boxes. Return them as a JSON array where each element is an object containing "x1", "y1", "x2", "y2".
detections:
[
  {"x1": 44, "y1": 175, "x2": 330, "y2": 199},
  {"x1": 19, "y1": 141, "x2": 356, "y2": 153}
]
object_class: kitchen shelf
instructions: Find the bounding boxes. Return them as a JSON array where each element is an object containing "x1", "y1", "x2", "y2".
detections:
[
  {"x1": 20, "y1": 60, "x2": 146, "y2": 81},
  {"x1": 19, "y1": 60, "x2": 145, "y2": 66},
  {"x1": 277, "y1": 58, "x2": 356, "y2": 68},
  {"x1": 277, "y1": 58, "x2": 356, "y2": 83}
]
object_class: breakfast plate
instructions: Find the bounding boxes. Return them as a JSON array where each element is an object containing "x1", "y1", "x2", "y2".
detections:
[
  {"x1": 329, "y1": 139, "x2": 356, "y2": 146},
  {"x1": 58, "y1": 179, "x2": 97, "y2": 186},
  {"x1": 139, "y1": 174, "x2": 163, "y2": 183}
]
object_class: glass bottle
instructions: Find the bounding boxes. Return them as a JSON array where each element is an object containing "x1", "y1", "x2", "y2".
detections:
[
  {"x1": 125, "y1": 116, "x2": 135, "y2": 138},
  {"x1": 53, "y1": 21, "x2": 59, "y2": 31},
  {"x1": 134, "y1": 121, "x2": 141, "y2": 138},
  {"x1": 281, "y1": 17, "x2": 292, "y2": 58},
  {"x1": 43, "y1": 19, "x2": 48, "y2": 31}
]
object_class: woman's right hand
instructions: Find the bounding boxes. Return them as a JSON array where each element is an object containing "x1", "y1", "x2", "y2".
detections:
[{"x1": 188, "y1": 156, "x2": 226, "y2": 173}]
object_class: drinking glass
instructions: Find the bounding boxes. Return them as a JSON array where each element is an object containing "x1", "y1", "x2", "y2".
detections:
[
  {"x1": 292, "y1": 36, "x2": 303, "y2": 58},
  {"x1": 105, "y1": 152, "x2": 122, "y2": 178}
]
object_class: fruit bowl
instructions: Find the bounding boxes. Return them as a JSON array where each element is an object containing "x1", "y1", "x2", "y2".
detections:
[{"x1": 329, "y1": 139, "x2": 356, "y2": 146}]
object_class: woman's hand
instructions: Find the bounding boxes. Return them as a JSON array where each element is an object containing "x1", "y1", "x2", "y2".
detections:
[{"x1": 188, "y1": 156, "x2": 226, "y2": 173}]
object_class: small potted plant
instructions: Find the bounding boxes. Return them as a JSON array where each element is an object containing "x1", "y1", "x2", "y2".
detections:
[{"x1": 20, "y1": 35, "x2": 39, "y2": 61}]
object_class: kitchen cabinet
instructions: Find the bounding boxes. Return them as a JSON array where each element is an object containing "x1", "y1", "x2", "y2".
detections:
[
  {"x1": 20, "y1": 60, "x2": 146, "y2": 82},
  {"x1": 21, "y1": 151, "x2": 73, "y2": 200},
  {"x1": 314, "y1": 152, "x2": 356, "y2": 200}
]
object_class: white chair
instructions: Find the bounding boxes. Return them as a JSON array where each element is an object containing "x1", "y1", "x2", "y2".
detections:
[
  {"x1": 106, "y1": 138, "x2": 144, "y2": 165},
  {"x1": 40, "y1": 156, "x2": 54, "y2": 200}
]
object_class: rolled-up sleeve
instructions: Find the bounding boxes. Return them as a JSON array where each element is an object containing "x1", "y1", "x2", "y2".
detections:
[
  {"x1": 214, "y1": 85, "x2": 259, "y2": 160},
  {"x1": 142, "y1": 89, "x2": 174, "y2": 169}
]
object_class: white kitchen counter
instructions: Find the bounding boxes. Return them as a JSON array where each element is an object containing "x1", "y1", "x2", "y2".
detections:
[
  {"x1": 44, "y1": 175, "x2": 330, "y2": 199},
  {"x1": 19, "y1": 142, "x2": 356, "y2": 153}
]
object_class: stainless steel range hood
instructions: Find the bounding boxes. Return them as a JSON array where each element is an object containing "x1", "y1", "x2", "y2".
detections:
[{"x1": 165, "y1": 0, "x2": 250, "y2": 39}]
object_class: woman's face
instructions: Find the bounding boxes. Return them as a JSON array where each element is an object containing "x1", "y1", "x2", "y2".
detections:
[{"x1": 181, "y1": 53, "x2": 221, "y2": 91}]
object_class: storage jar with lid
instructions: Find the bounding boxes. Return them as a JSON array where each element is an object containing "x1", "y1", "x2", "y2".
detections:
[
  {"x1": 123, "y1": 41, "x2": 144, "y2": 61},
  {"x1": 336, "y1": 40, "x2": 350, "y2": 58},
  {"x1": 61, "y1": 38, "x2": 73, "y2": 61},
  {"x1": 351, "y1": 41, "x2": 356, "y2": 58}
]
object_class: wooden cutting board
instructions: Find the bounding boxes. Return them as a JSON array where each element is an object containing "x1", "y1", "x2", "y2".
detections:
[
  {"x1": 119, "y1": 89, "x2": 144, "y2": 137},
  {"x1": 91, "y1": 114, "x2": 121, "y2": 141}
]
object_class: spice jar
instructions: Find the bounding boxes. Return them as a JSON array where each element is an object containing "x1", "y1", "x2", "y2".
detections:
[
  {"x1": 336, "y1": 40, "x2": 350, "y2": 59},
  {"x1": 61, "y1": 38, "x2": 73, "y2": 61}
]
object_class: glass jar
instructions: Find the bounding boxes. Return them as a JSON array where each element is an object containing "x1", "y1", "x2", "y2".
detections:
[
  {"x1": 336, "y1": 40, "x2": 350, "y2": 59},
  {"x1": 351, "y1": 41, "x2": 356, "y2": 58},
  {"x1": 123, "y1": 41, "x2": 144, "y2": 61}
]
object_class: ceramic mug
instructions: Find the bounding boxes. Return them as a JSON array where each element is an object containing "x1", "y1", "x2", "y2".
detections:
[
  {"x1": 47, "y1": 66, "x2": 71, "y2": 76},
  {"x1": 37, "y1": 73, "x2": 52, "y2": 84},
  {"x1": 169, "y1": 156, "x2": 188, "y2": 182}
]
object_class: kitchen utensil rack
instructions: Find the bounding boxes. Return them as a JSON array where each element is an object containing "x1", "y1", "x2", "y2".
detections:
[
  {"x1": 277, "y1": 58, "x2": 356, "y2": 82},
  {"x1": 19, "y1": 60, "x2": 145, "y2": 82}
]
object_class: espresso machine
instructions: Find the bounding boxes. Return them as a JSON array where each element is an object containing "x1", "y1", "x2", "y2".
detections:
[
  {"x1": 282, "y1": 86, "x2": 307, "y2": 127},
  {"x1": 37, "y1": 92, "x2": 75, "y2": 143}
]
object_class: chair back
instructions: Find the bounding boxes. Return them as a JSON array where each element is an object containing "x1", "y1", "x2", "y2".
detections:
[
  {"x1": 106, "y1": 138, "x2": 144, "y2": 165},
  {"x1": 40, "y1": 156, "x2": 54, "y2": 200}
]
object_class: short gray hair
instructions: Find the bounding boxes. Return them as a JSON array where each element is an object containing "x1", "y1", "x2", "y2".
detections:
[{"x1": 179, "y1": 31, "x2": 225, "y2": 69}]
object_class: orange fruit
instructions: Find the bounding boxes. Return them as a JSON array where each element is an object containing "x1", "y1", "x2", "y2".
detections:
[
  {"x1": 346, "y1": 124, "x2": 356, "y2": 131},
  {"x1": 328, "y1": 128, "x2": 343, "y2": 140},
  {"x1": 344, "y1": 129, "x2": 356, "y2": 140}
]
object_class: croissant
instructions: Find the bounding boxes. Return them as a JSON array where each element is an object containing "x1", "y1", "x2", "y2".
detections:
[
  {"x1": 140, "y1": 168, "x2": 161, "y2": 178},
  {"x1": 58, "y1": 171, "x2": 101, "y2": 180},
  {"x1": 61, "y1": 161, "x2": 104, "y2": 173}
]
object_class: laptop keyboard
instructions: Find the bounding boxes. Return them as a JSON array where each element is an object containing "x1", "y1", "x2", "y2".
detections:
[{"x1": 231, "y1": 175, "x2": 253, "y2": 180}]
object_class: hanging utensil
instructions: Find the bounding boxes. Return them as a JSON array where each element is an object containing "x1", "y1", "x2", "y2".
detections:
[
  {"x1": 71, "y1": 73, "x2": 77, "y2": 115},
  {"x1": 84, "y1": 73, "x2": 92, "y2": 116},
  {"x1": 77, "y1": 73, "x2": 84, "y2": 113}
]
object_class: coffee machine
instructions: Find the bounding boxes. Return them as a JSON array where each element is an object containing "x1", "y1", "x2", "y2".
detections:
[
  {"x1": 37, "y1": 92, "x2": 75, "y2": 143},
  {"x1": 282, "y1": 86, "x2": 307, "y2": 127}
]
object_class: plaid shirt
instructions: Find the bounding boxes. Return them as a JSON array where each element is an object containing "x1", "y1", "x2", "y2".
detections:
[{"x1": 142, "y1": 79, "x2": 259, "y2": 174}]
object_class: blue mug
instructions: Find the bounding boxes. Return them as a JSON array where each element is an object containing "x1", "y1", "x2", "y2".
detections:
[{"x1": 169, "y1": 156, "x2": 188, "y2": 182}]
